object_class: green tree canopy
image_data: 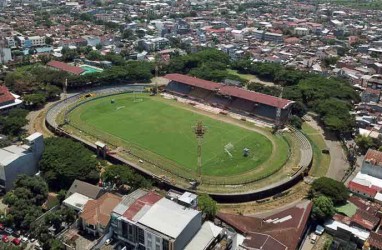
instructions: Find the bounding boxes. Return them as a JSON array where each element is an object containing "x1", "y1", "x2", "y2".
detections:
[
  {"x1": 355, "y1": 135, "x2": 377, "y2": 154},
  {"x1": 311, "y1": 195, "x2": 335, "y2": 222},
  {"x1": 2, "y1": 176, "x2": 48, "y2": 229},
  {"x1": 102, "y1": 165, "x2": 151, "y2": 191},
  {"x1": 198, "y1": 194, "x2": 218, "y2": 219},
  {"x1": 0, "y1": 108, "x2": 29, "y2": 136},
  {"x1": 39, "y1": 137, "x2": 99, "y2": 190},
  {"x1": 309, "y1": 177, "x2": 349, "y2": 205}
]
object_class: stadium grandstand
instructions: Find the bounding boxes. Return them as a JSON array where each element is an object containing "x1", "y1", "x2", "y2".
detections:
[{"x1": 164, "y1": 74, "x2": 294, "y2": 125}]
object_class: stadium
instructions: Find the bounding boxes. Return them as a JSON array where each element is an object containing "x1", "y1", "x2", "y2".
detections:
[{"x1": 46, "y1": 75, "x2": 313, "y2": 202}]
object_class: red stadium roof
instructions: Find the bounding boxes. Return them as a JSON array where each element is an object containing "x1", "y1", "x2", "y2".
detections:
[
  {"x1": 0, "y1": 85, "x2": 15, "y2": 105},
  {"x1": 164, "y1": 73, "x2": 221, "y2": 91},
  {"x1": 164, "y1": 73, "x2": 294, "y2": 109},
  {"x1": 47, "y1": 60, "x2": 85, "y2": 75}
]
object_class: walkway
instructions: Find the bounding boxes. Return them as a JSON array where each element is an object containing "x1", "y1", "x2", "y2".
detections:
[{"x1": 305, "y1": 115, "x2": 349, "y2": 181}]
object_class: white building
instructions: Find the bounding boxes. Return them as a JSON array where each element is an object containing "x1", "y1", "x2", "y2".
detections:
[
  {"x1": 28, "y1": 36, "x2": 46, "y2": 47},
  {"x1": 294, "y1": 27, "x2": 309, "y2": 36},
  {"x1": 0, "y1": 133, "x2": 44, "y2": 191}
]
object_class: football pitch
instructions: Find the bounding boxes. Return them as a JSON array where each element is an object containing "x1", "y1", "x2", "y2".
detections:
[{"x1": 67, "y1": 94, "x2": 288, "y2": 177}]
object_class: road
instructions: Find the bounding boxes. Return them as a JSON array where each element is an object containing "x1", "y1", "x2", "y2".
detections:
[{"x1": 305, "y1": 115, "x2": 350, "y2": 181}]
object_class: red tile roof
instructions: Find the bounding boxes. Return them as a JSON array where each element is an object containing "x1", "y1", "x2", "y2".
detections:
[
  {"x1": 348, "y1": 181, "x2": 378, "y2": 197},
  {"x1": 123, "y1": 191, "x2": 162, "y2": 221},
  {"x1": 0, "y1": 85, "x2": 15, "y2": 105},
  {"x1": 164, "y1": 73, "x2": 221, "y2": 91},
  {"x1": 369, "y1": 232, "x2": 382, "y2": 250},
  {"x1": 348, "y1": 196, "x2": 381, "y2": 216},
  {"x1": 47, "y1": 60, "x2": 85, "y2": 75},
  {"x1": 351, "y1": 209, "x2": 380, "y2": 231},
  {"x1": 164, "y1": 73, "x2": 294, "y2": 109},
  {"x1": 217, "y1": 200, "x2": 312, "y2": 250},
  {"x1": 364, "y1": 149, "x2": 382, "y2": 167},
  {"x1": 80, "y1": 193, "x2": 122, "y2": 227}
]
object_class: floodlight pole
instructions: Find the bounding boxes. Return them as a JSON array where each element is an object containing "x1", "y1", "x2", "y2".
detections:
[{"x1": 194, "y1": 121, "x2": 206, "y2": 185}]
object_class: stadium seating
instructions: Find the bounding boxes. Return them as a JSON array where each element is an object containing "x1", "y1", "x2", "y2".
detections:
[
  {"x1": 165, "y1": 82, "x2": 191, "y2": 95},
  {"x1": 207, "y1": 94, "x2": 232, "y2": 108},
  {"x1": 230, "y1": 98, "x2": 254, "y2": 112},
  {"x1": 189, "y1": 87, "x2": 213, "y2": 100}
]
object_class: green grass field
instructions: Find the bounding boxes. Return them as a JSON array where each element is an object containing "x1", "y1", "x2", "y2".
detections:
[{"x1": 68, "y1": 94, "x2": 286, "y2": 177}]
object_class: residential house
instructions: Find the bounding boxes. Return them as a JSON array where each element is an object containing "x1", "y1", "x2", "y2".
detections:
[
  {"x1": 0, "y1": 85, "x2": 22, "y2": 111},
  {"x1": 79, "y1": 193, "x2": 122, "y2": 237},
  {"x1": 63, "y1": 179, "x2": 106, "y2": 212},
  {"x1": 361, "y1": 149, "x2": 382, "y2": 179}
]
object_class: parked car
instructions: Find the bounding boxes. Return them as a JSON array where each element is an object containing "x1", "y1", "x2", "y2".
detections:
[
  {"x1": 30, "y1": 238, "x2": 36, "y2": 243},
  {"x1": 4, "y1": 227, "x2": 13, "y2": 235},
  {"x1": 12, "y1": 238, "x2": 21, "y2": 246},
  {"x1": 0, "y1": 224, "x2": 4, "y2": 231},
  {"x1": 2, "y1": 235, "x2": 9, "y2": 243},
  {"x1": 310, "y1": 234, "x2": 317, "y2": 244},
  {"x1": 315, "y1": 225, "x2": 325, "y2": 235},
  {"x1": 105, "y1": 238, "x2": 112, "y2": 245},
  {"x1": 21, "y1": 236, "x2": 28, "y2": 243}
]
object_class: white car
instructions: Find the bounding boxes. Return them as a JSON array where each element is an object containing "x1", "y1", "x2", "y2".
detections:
[
  {"x1": 21, "y1": 236, "x2": 28, "y2": 243},
  {"x1": 105, "y1": 238, "x2": 112, "y2": 245}
]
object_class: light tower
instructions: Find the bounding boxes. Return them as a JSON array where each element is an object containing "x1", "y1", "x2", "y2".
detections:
[
  {"x1": 194, "y1": 121, "x2": 206, "y2": 185},
  {"x1": 275, "y1": 86, "x2": 284, "y2": 130}
]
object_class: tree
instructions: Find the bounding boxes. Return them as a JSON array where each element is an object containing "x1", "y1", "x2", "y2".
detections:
[
  {"x1": 2, "y1": 176, "x2": 48, "y2": 229},
  {"x1": 289, "y1": 115, "x2": 303, "y2": 129},
  {"x1": 102, "y1": 165, "x2": 151, "y2": 191},
  {"x1": 0, "y1": 108, "x2": 29, "y2": 136},
  {"x1": 86, "y1": 50, "x2": 103, "y2": 61},
  {"x1": 39, "y1": 137, "x2": 99, "y2": 190},
  {"x1": 45, "y1": 36, "x2": 54, "y2": 45},
  {"x1": 355, "y1": 135, "x2": 376, "y2": 154},
  {"x1": 309, "y1": 177, "x2": 349, "y2": 205},
  {"x1": 311, "y1": 195, "x2": 335, "y2": 222},
  {"x1": 198, "y1": 194, "x2": 218, "y2": 219},
  {"x1": 23, "y1": 93, "x2": 46, "y2": 108}
]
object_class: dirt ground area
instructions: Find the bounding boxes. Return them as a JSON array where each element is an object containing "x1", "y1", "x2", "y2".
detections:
[{"x1": 218, "y1": 181, "x2": 310, "y2": 215}]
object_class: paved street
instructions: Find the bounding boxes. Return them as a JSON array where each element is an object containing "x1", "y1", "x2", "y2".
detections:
[{"x1": 305, "y1": 115, "x2": 350, "y2": 181}]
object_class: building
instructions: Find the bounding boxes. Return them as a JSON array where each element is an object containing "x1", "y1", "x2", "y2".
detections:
[
  {"x1": 361, "y1": 149, "x2": 382, "y2": 179},
  {"x1": 63, "y1": 179, "x2": 106, "y2": 212},
  {"x1": 294, "y1": 27, "x2": 309, "y2": 36},
  {"x1": 164, "y1": 74, "x2": 294, "y2": 125},
  {"x1": 79, "y1": 192, "x2": 122, "y2": 236},
  {"x1": 361, "y1": 88, "x2": 381, "y2": 103},
  {"x1": 47, "y1": 60, "x2": 85, "y2": 75},
  {"x1": 27, "y1": 36, "x2": 46, "y2": 47},
  {"x1": 0, "y1": 85, "x2": 22, "y2": 111},
  {"x1": 0, "y1": 133, "x2": 44, "y2": 192},
  {"x1": 253, "y1": 30, "x2": 284, "y2": 44},
  {"x1": 111, "y1": 189, "x2": 202, "y2": 250},
  {"x1": 217, "y1": 200, "x2": 312, "y2": 250}
]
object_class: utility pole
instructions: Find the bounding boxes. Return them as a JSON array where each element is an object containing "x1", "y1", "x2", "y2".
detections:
[{"x1": 193, "y1": 121, "x2": 206, "y2": 186}]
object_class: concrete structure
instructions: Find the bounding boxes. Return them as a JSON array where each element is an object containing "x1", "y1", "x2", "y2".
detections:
[
  {"x1": 111, "y1": 189, "x2": 202, "y2": 250},
  {"x1": 0, "y1": 133, "x2": 44, "y2": 191}
]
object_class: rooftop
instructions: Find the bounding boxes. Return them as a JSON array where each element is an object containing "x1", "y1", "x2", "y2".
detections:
[
  {"x1": 138, "y1": 198, "x2": 201, "y2": 239},
  {"x1": 217, "y1": 200, "x2": 312, "y2": 250},
  {"x1": 47, "y1": 60, "x2": 85, "y2": 75},
  {"x1": 164, "y1": 73, "x2": 294, "y2": 109},
  {"x1": 0, "y1": 85, "x2": 15, "y2": 106},
  {"x1": 67, "y1": 179, "x2": 105, "y2": 200},
  {"x1": 184, "y1": 221, "x2": 223, "y2": 250},
  {"x1": 364, "y1": 149, "x2": 382, "y2": 167},
  {"x1": 80, "y1": 193, "x2": 122, "y2": 227}
]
